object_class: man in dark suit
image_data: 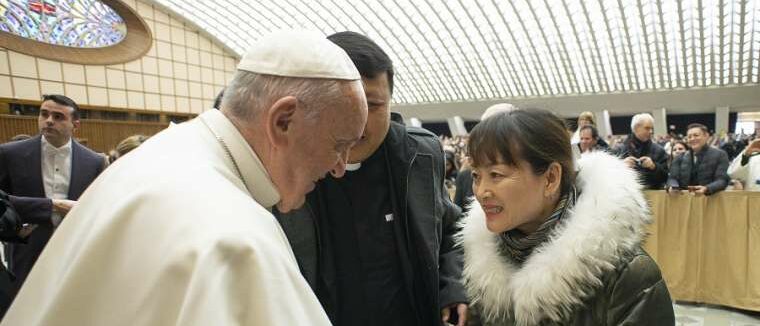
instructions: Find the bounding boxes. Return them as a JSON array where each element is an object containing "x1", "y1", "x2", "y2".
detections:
[
  {"x1": 275, "y1": 32, "x2": 467, "y2": 326},
  {"x1": 668, "y1": 123, "x2": 730, "y2": 195},
  {"x1": 0, "y1": 94, "x2": 105, "y2": 294}
]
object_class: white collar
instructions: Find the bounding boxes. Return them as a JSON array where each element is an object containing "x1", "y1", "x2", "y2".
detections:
[
  {"x1": 198, "y1": 110, "x2": 281, "y2": 209},
  {"x1": 345, "y1": 162, "x2": 362, "y2": 171},
  {"x1": 41, "y1": 136, "x2": 72, "y2": 153}
]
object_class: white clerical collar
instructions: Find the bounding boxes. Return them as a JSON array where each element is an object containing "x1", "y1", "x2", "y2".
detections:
[
  {"x1": 345, "y1": 162, "x2": 362, "y2": 171},
  {"x1": 198, "y1": 109, "x2": 281, "y2": 209},
  {"x1": 41, "y1": 136, "x2": 72, "y2": 153}
]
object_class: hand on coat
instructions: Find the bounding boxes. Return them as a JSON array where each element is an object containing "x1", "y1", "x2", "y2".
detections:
[{"x1": 442, "y1": 303, "x2": 468, "y2": 326}]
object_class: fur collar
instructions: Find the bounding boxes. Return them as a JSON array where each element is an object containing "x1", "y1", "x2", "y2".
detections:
[{"x1": 458, "y1": 152, "x2": 651, "y2": 325}]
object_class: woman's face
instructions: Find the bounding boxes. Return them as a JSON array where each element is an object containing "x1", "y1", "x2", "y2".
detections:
[
  {"x1": 472, "y1": 160, "x2": 549, "y2": 234},
  {"x1": 673, "y1": 143, "x2": 687, "y2": 156}
]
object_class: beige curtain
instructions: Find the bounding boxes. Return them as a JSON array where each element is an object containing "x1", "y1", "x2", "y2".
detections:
[{"x1": 643, "y1": 191, "x2": 760, "y2": 311}]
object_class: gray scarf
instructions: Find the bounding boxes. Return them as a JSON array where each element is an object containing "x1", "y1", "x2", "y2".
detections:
[{"x1": 498, "y1": 186, "x2": 578, "y2": 264}]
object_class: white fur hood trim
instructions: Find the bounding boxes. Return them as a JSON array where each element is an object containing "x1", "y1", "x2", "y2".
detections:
[{"x1": 458, "y1": 152, "x2": 651, "y2": 325}]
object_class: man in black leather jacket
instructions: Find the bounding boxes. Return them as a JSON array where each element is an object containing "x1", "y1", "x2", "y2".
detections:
[{"x1": 275, "y1": 31, "x2": 467, "y2": 326}]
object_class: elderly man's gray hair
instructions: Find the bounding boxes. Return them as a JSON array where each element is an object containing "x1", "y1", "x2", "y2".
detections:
[
  {"x1": 221, "y1": 70, "x2": 344, "y2": 121},
  {"x1": 481, "y1": 103, "x2": 517, "y2": 120},
  {"x1": 630, "y1": 113, "x2": 655, "y2": 131}
]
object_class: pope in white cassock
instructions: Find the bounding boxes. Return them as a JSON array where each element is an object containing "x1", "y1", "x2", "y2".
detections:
[{"x1": 1, "y1": 31, "x2": 368, "y2": 326}]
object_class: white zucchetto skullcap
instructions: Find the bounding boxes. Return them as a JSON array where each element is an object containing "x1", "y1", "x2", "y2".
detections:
[
  {"x1": 480, "y1": 103, "x2": 517, "y2": 120},
  {"x1": 237, "y1": 30, "x2": 360, "y2": 80}
]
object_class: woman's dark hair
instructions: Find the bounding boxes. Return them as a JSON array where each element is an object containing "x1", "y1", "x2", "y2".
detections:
[
  {"x1": 444, "y1": 150, "x2": 458, "y2": 172},
  {"x1": 468, "y1": 108, "x2": 575, "y2": 196},
  {"x1": 670, "y1": 140, "x2": 689, "y2": 156}
]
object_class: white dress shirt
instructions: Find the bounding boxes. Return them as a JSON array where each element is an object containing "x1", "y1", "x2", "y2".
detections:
[{"x1": 41, "y1": 136, "x2": 72, "y2": 226}]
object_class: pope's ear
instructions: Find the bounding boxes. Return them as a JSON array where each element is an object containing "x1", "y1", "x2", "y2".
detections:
[{"x1": 265, "y1": 96, "x2": 298, "y2": 147}]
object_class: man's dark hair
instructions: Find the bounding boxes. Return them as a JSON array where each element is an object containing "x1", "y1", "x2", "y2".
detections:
[
  {"x1": 41, "y1": 94, "x2": 80, "y2": 120},
  {"x1": 579, "y1": 124, "x2": 599, "y2": 139},
  {"x1": 327, "y1": 31, "x2": 394, "y2": 94},
  {"x1": 213, "y1": 88, "x2": 225, "y2": 110},
  {"x1": 468, "y1": 108, "x2": 575, "y2": 196},
  {"x1": 687, "y1": 123, "x2": 709, "y2": 135}
]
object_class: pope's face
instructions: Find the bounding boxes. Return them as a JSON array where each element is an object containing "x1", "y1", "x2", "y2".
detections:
[{"x1": 275, "y1": 81, "x2": 368, "y2": 212}]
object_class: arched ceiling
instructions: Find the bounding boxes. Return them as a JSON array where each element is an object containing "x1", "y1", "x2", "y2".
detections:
[{"x1": 152, "y1": 0, "x2": 760, "y2": 108}]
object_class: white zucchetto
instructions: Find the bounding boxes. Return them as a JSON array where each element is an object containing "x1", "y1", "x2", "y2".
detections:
[{"x1": 237, "y1": 30, "x2": 360, "y2": 80}]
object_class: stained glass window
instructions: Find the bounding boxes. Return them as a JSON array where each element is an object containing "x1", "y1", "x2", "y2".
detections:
[{"x1": 0, "y1": 0, "x2": 126, "y2": 48}]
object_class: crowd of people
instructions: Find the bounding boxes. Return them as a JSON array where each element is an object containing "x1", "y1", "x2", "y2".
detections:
[
  {"x1": 1, "y1": 29, "x2": 759, "y2": 326},
  {"x1": 441, "y1": 112, "x2": 760, "y2": 198}
]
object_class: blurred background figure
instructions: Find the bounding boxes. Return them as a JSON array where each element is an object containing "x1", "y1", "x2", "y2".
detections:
[
  {"x1": 576, "y1": 125, "x2": 606, "y2": 154},
  {"x1": 727, "y1": 138, "x2": 760, "y2": 191},
  {"x1": 8, "y1": 135, "x2": 31, "y2": 142},
  {"x1": 444, "y1": 150, "x2": 459, "y2": 189},
  {"x1": 570, "y1": 111, "x2": 595, "y2": 144},
  {"x1": 669, "y1": 140, "x2": 689, "y2": 167},
  {"x1": 108, "y1": 135, "x2": 148, "y2": 163}
]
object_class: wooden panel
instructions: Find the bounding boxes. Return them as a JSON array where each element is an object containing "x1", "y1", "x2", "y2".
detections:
[{"x1": 0, "y1": 115, "x2": 169, "y2": 153}]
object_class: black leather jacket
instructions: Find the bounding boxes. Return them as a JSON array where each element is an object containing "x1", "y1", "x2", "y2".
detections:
[{"x1": 275, "y1": 121, "x2": 466, "y2": 325}]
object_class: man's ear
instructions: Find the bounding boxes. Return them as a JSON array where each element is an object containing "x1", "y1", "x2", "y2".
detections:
[
  {"x1": 265, "y1": 96, "x2": 298, "y2": 147},
  {"x1": 72, "y1": 119, "x2": 81, "y2": 132}
]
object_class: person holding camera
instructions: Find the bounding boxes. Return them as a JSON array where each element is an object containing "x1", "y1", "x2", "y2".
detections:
[
  {"x1": 613, "y1": 113, "x2": 669, "y2": 190},
  {"x1": 727, "y1": 138, "x2": 760, "y2": 191}
]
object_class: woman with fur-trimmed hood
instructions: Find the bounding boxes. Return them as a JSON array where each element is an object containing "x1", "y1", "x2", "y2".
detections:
[{"x1": 458, "y1": 109, "x2": 674, "y2": 326}]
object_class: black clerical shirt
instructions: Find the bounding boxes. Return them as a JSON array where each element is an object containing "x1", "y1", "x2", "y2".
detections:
[{"x1": 323, "y1": 145, "x2": 416, "y2": 326}]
